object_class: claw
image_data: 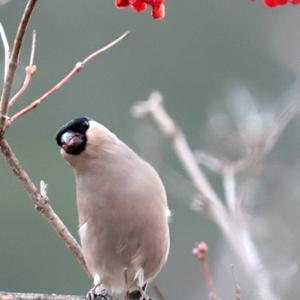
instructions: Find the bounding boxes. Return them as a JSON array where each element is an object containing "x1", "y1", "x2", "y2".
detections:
[
  {"x1": 86, "y1": 284, "x2": 110, "y2": 300},
  {"x1": 128, "y1": 287, "x2": 151, "y2": 300},
  {"x1": 86, "y1": 291, "x2": 108, "y2": 300}
]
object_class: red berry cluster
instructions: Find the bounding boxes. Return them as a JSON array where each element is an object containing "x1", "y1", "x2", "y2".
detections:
[
  {"x1": 115, "y1": 0, "x2": 165, "y2": 20},
  {"x1": 264, "y1": 0, "x2": 300, "y2": 7}
]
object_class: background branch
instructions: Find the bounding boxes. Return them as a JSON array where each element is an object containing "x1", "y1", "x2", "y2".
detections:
[
  {"x1": 131, "y1": 91, "x2": 279, "y2": 300},
  {"x1": 131, "y1": 92, "x2": 233, "y2": 238},
  {"x1": 132, "y1": 92, "x2": 243, "y2": 254},
  {"x1": 192, "y1": 242, "x2": 218, "y2": 300}
]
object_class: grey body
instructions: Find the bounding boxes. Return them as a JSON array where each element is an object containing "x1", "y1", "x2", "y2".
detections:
[{"x1": 60, "y1": 121, "x2": 170, "y2": 297}]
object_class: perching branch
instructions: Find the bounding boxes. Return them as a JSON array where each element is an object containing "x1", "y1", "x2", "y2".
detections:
[
  {"x1": 0, "y1": 0, "x2": 38, "y2": 132},
  {"x1": 0, "y1": 291, "x2": 85, "y2": 300}
]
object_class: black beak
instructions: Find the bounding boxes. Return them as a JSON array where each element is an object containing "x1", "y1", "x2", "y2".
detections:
[
  {"x1": 60, "y1": 131, "x2": 85, "y2": 153},
  {"x1": 61, "y1": 131, "x2": 83, "y2": 152}
]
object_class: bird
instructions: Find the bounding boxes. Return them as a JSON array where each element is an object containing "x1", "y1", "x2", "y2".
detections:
[{"x1": 55, "y1": 117, "x2": 170, "y2": 300}]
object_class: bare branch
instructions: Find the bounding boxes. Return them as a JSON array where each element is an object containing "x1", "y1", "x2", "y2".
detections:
[
  {"x1": 0, "y1": 0, "x2": 38, "y2": 133},
  {"x1": 194, "y1": 151, "x2": 244, "y2": 214},
  {"x1": 0, "y1": 22, "x2": 10, "y2": 83},
  {"x1": 0, "y1": 139, "x2": 89, "y2": 275},
  {"x1": 194, "y1": 150, "x2": 224, "y2": 173},
  {"x1": 7, "y1": 30, "x2": 37, "y2": 112},
  {"x1": 192, "y1": 242, "x2": 218, "y2": 300},
  {"x1": 5, "y1": 31, "x2": 130, "y2": 129},
  {"x1": 82, "y1": 31, "x2": 130, "y2": 65},
  {"x1": 0, "y1": 291, "x2": 85, "y2": 300},
  {"x1": 7, "y1": 65, "x2": 37, "y2": 111}
]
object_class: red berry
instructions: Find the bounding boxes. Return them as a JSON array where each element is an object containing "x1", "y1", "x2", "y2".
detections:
[
  {"x1": 115, "y1": 0, "x2": 130, "y2": 8},
  {"x1": 151, "y1": 3, "x2": 165, "y2": 20},
  {"x1": 131, "y1": 0, "x2": 148, "y2": 12}
]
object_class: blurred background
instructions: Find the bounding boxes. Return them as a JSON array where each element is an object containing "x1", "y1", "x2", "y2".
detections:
[{"x1": 1, "y1": 0, "x2": 300, "y2": 299}]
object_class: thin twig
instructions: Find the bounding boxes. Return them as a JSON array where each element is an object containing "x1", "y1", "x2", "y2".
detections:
[
  {"x1": 192, "y1": 242, "x2": 218, "y2": 300},
  {"x1": 7, "y1": 30, "x2": 37, "y2": 111},
  {"x1": 4, "y1": 31, "x2": 130, "y2": 129},
  {"x1": 0, "y1": 291, "x2": 85, "y2": 300},
  {"x1": 7, "y1": 65, "x2": 36, "y2": 111},
  {"x1": 0, "y1": 139, "x2": 89, "y2": 275},
  {"x1": 0, "y1": 22, "x2": 10, "y2": 83},
  {"x1": 0, "y1": 0, "x2": 38, "y2": 133},
  {"x1": 82, "y1": 31, "x2": 130, "y2": 65},
  {"x1": 194, "y1": 150, "x2": 224, "y2": 173}
]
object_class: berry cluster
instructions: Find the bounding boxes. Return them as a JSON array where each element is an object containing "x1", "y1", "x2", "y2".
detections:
[
  {"x1": 264, "y1": 0, "x2": 300, "y2": 7},
  {"x1": 115, "y1": 0, "x2": 165, "y2": 20}
]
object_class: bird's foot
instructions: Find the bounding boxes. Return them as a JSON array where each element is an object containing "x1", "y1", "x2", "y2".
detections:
[
  {"x1": 127, "y1": 289, "x2": 151, "y2": 300},
  {"x1": 86, "y1": 284, "x2": 110, "y2": 300}
]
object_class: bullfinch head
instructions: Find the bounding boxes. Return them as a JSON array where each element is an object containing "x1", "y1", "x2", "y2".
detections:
[
  {"x1": 55, "y1": 117, "x2": 119, "y2": 168},
  {"x1": 56, "y1": 117, "x2": 90, "y2": 155}
]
